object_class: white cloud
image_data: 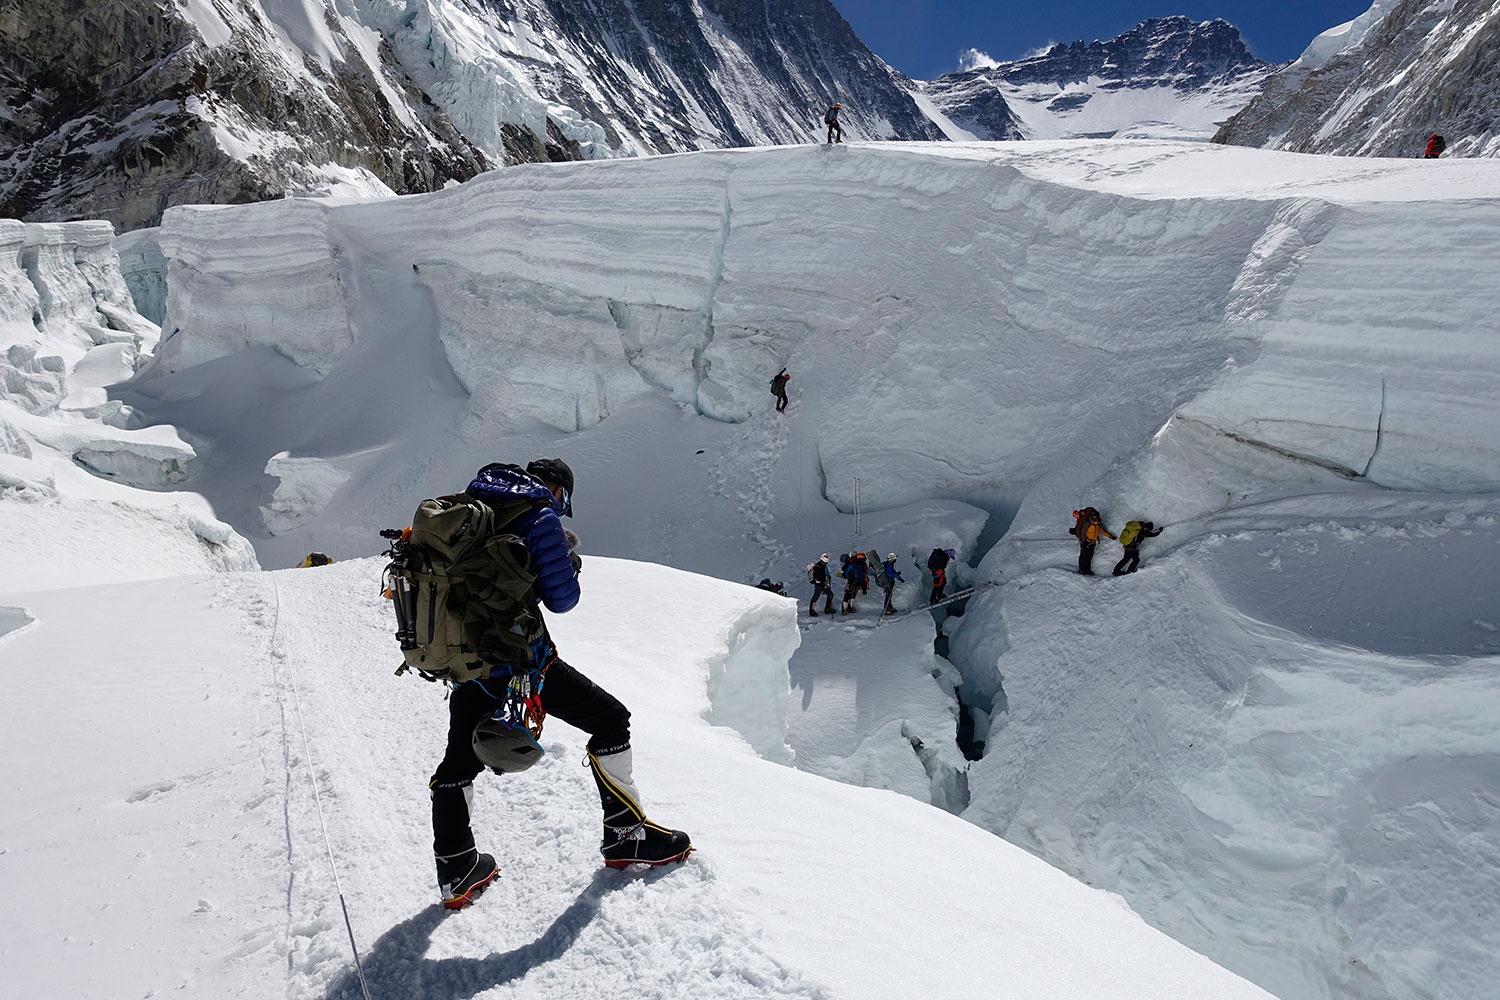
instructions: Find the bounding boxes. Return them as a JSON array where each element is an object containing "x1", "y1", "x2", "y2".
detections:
[{"x1": 957, "y1": 47, "x2": 1000, "y2": 72}]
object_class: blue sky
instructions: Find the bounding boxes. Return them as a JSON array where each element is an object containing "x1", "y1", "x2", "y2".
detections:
[{"x1": 827, "y1": 1, "x2": 1375, "y2": 79}]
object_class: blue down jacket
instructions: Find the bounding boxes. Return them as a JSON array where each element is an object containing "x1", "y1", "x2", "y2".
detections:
[{"x1": 465, "y1": 465, "x2": 580, "y2": 614}]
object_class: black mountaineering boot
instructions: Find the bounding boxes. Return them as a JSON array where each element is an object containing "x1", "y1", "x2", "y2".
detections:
[
  {"x1": 438, "y1": 850, "x2": 499, "y2": 910},
  {"x1": 602, "y1": 820, "x2": 694, "y2": 869},
  {"x1": 588, "y1": 748, "x2": 693, "y2": 868}
]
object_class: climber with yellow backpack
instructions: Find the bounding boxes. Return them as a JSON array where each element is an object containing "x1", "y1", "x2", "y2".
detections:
[{"x1": 1113, "y1": 519, "x2": 1163, "y2": 576}]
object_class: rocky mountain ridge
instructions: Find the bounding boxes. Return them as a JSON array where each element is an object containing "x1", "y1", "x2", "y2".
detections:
[
  {"x1": 1214, "y1": 0, "x2": 1500, "y2": 157},
  {"x1": 922, "y1": 17, "x2": 1274, "y2": 142},
  {"x1": 0, "y1": 0, "x2": 937, "y2": 232},
  {"x1": 0, "y1": 1, "x2": 494, "y2": 233}
]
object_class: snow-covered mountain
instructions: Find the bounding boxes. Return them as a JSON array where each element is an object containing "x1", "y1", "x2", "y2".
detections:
[
  {"x1": 921, "y1": 17, "x2": 1274, "y2": 142},
  {"x1": 1214, "y1": 0, "x2": 1500, "y2": 157},
  {"x1": 0, "y1": 0, "x2": 938, "y2": 232}
]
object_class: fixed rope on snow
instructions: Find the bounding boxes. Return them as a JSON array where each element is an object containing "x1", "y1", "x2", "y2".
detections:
[{"x1": 269, "y1": 577, "x2": 374, "y2": 1000}]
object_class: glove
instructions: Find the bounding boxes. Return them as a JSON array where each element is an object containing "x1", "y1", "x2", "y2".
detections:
[{"x1": 570, "y1": 551, "x2": 583, "y2": 576}]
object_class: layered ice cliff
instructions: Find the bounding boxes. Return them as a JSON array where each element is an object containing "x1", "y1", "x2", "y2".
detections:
[{"x1": 2, "y1": 219, "x2": 257, "y2": 591}]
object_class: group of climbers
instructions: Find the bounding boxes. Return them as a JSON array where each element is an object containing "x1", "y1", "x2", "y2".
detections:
[
  {"x1": 1069, "y1": 507, "x2": 1163, "y2": 576},
  {"x1": 800, "y1": 550, "x2": 908, "y2": 616},
  {"x1": 788, "y1": 510, "x2": 1165, "y2": 621},
  {"x1": 794, "y1": 509, "x2": 1162, "y2": 619},
  {"x1": 797, "y1": 548, "x2": 957, "y2": 617}
]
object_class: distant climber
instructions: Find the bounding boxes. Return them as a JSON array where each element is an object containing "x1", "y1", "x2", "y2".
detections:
[
  {"x1": 1112, "y1": 520, "x2": 1162, "y2": 576},
  {"x1": 298, "y1": 551, "x2": 333, "y2": 567},
  {"x1": 927, "y1": 547, "x2": 954, "y2": 603},
  {"x1": 1069, "y1": 507, "x2": 1114, "y2": 576},
  {"x1": 808, "y1": 553, "x2": 835, "y2": 617},
  {"x1": 825, "y1": 103, "x2": 844, "y2": 144},
  {"x1": 1424, "y1": 133, "x2": 1446, "y2": 158},
  {"x1": 879, "y1": 553, "x2": 904, "y2": 615},
  {"x1": 756, "y1": 578, "x2": 787, "y2": 595},
  {"x1": 770, "y1": 368, "x2": 790, "y2": 412}
]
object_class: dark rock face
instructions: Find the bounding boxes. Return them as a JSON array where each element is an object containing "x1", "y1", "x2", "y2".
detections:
[
  {"x1": 923, "y1": 72, "x2": 1028, "y2": 142},
  {"x1": 925, "y1": 17, "x2": 1272, "y2": 142},
  {"x1": 1000, "y1": 17, "x2": 1267, "y2": 89},
  {"x1": 438, "y1": 0, "x2": 941, "y2": 152},
  {"x1": 1214, "y1": 0, "x2": 1500, "y2": 157},
  {"x1": 0, "y1": 0, "x2": 939, "y2": 232},
  {"x1": 0, "y1": 2, "x2": 491, "y2": 232}
]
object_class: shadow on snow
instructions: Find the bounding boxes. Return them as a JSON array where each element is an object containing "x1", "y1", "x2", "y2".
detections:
[{"x1": 324, "y1": 866, "x2": 671, "y2": 999}]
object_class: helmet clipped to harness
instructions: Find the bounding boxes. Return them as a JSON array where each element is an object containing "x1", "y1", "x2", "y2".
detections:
[
  {"x1": 472, "y1": 664, "x2": 550, "y2": 773},
  {"x1": 473, "y1": 715, "x2": 545, "y2": 773}
]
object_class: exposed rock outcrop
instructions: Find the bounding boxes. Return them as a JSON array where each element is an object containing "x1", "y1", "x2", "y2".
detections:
[
  {"x1": 1214, "y1": 0, "x2": 1500, "y2": 157},
  {"x1": 0, "y1": 0, "x2": 939, "y2": 232}
]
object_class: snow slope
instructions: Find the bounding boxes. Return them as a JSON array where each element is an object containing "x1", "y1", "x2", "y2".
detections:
[
  {"x1": 0, "y1": 558, "x2": 1274, "y2": 1000},
  {"x1": 6, "y1": 139, "x2": 1500, "y2": 1000}
]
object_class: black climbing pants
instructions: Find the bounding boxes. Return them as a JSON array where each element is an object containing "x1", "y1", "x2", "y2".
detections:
[
  {"x1": 1113, "y1": 545, "x2": 1142, "y2": 575},
  {"x1": 810, "y1": 582, "x2": 834, "y2": 611},
  {"x1": 430, "y1": 657, "x2": 631, "y2": 865},
  {"x1": 1078, "y1": 540, "x2": 1097, "y2": 574}
]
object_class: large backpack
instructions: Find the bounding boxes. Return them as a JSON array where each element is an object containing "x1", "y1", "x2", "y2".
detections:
[
  {"x1": 1069, "y1": 506, "x2": 1099, "y2": 536},
  {"x1": 1118, "y1": 520, "x2": 1142, "y2": 546},
  {"x1": 824, "y1": 108, "x2": 837, "y2": 125},
  {"x1": 927, "y1": 547, "x2": 949, "y2": 571},
  {"x1": 382, "y1": 491, "x2": 548, "y2": 683}
]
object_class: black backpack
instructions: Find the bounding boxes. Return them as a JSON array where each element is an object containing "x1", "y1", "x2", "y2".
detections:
[{"x1": 927, "y1": 548, "x2": 949, "y2": 571}]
